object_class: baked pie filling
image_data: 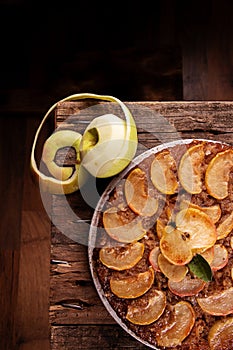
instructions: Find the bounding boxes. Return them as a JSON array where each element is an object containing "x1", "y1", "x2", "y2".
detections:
[{"x1": 91, "y1": 140, "x2": 233, "y2": 349}]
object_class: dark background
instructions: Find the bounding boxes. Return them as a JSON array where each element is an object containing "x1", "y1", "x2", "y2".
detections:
[
  {"x1": 1, "y1": 0, "x2": 233, "y2": 113},
  {"x1": 1, "y1": 0, "x2": 233, "y2": 349},
  {"x1": 0, "y1": 0, "x2": 182, "y2": 112}
]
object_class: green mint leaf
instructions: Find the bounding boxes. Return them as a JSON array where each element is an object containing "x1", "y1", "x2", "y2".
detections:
[{"x1": 188, "y1": 254, "x2": 212, "y2": 282}]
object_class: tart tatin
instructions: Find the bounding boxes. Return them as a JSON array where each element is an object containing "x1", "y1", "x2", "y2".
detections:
[{"x1": 92, "y1": 140, "x2": 233, "y2": 350}]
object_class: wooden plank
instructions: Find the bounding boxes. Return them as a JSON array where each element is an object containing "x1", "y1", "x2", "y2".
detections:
[
  {"x1": 0, "y1": 116, "x2": 26, "y2": 350},
  {"x1": 13, "y1": 115, "x2": 52, "y2": 350},
  {"x1": 0, "y1": 115, "x2": 52, "y2": 350},
  {"x1": 15, "y1": 211, "x2": 51, "y2": 350},
  {"x1": 55, "y1": 101, "x2": 233, "y2": 140},
  {"x1": 50, "y1": 100, "x2": 233, "y2": 349},
  {"x1": 180, "y1": 1, "x2": 233, "y2": 100},
  {"x1": 51, "y1": 325, "x2": 149, "y2": 350},
  {"x1": 50, "y1": 235, "x2": 114, "y2": 325}
]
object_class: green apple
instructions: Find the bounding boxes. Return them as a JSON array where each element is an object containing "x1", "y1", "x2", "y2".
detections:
[
  {"x1": 31, "y1": 93, "x2": 138, "y2": 194},
  {"x1": 80, "y1": 113, "x2": 138, "y2": 178}
]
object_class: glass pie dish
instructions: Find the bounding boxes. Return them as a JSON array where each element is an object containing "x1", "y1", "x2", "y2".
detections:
[{"x1": 88, "y1": 139, "x2": 233, "y2": 350}]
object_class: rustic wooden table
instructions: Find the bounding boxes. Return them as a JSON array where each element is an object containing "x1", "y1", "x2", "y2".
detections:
[{"x1": 50, "y1": 100, "x2": 233, "y2": 349}]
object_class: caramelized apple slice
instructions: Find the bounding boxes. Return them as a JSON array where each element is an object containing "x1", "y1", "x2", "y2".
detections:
[
  {"x1": 178, "y1": 143, "x2": 205, "y2": 194},
  {"x1": 205, "y1": 149, "x2": 233, "y2": 199},
  {"x1": 210, "y1": 244, "x2": 228, "y2": 271},
  {"x1": 161, "y1": 209, "x2": 217, "y2": 265},
  {"x1": 197, "y1": 287, "x2": 233, "y2": 315},
  {"x1": 216, "y1": 211, "x2": 233, "y2": 240},
  {"x1": 156, "y1": 219, "x2": 165, "y2": 239},
  {"x1": 160, "y1": 227, "x2": 193, "y2": 265},
  {"x1": 200, "y1": 246, "x2": 214, "y2": 265},
  {"x1": 156, "y1": 301, "x2": 195, "y2": 347},
  {"x1": 99, "y1": 242, "x2": 144, "y2": 271},
  {"x1": 158, "y1": 254, "x2": 188, "y2": 282},
  {"x1": 198, "y1": 204, "x2": 221, "y2": 224},
  {"x1": 124, "y1": 167, "x2": 158, "y2": 216},
  {"x1": 168, "y1": 276, "x2": 206, "y2": 297},
  {"x1": 126, "y1": 288, "x2": 166, "y2": 325},
  {"x1": 149, "y1": 247, "x2": 161, "y2": 272},
  {"x1": 231, "y1": 236, "x2": 233, "y2": 249},
  {"x1": 208, "y1": 317, "x2": 233, "y2": 350},
  {"x1": 150, "y1": 150, "x2": 178, "y2": 194},
  {"x1": 180, "y1": 200, "x2": 221, "y2": 224},
  {"x1": 110, "y1": 267, "x2": 154, "y2": 299},
  {"x1": 176, "y1": 208, "x2": 217, "y2": 252},
  {"x1": 103, "y1": 207, "x2": 146, "y2": 243}
]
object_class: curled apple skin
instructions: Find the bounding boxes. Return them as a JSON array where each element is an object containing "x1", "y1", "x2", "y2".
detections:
[
  {"x1": 32, "y1": 162, "x2": 88, "y2": 195},
  {"x1": 34, "y1": 129, "x2": 87, "y2": 195},
  {"x1": 42, "y1": 130, "x2": 82, "y2": 181}
]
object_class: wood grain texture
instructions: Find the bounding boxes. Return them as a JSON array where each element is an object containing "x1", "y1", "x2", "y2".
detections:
[
  {"x1": 180, "y1": 0, "x2": 233, "y2": 100},
  {"x1": 0, "y1": 115, "x2": 52, "y2": 350},
  {"x1": 14, "y1": 116, "x2": 52, "y2": 350},
  {"x1": 0, "y1": 117, "x2": 26, "y2": 350},
  {"x1": 50, "y1": 100, "x2": 233, "y2": 349},
  {"x1": 51, "y1": 325, "x2": 149, "y2": 350}
]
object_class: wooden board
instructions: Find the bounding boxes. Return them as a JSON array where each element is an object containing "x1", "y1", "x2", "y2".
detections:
[
  {"x1": 0, "y1": 115, "x2": 52, "y2": 350},
  {"x1": 50, "y1": 100, "x2": 233, "y2": 349},
  {"x1": 180, "y1": 1, "x2": 233, "y2": 100}
]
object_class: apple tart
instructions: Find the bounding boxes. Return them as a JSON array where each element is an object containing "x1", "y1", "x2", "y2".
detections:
[{"x1": 89, "y1": 139, "x2": 233, "y2": 350}]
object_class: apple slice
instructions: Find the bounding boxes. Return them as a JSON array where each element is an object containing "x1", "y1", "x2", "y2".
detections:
[
  {"x1": 156, "y1": 219, "x2": 165, "y2": 239},
  {"x1": 200, "y1": 246, "x2": 214, "y2": 265},
  {"x1": 149, "y1": 247, "x2": 161, "y2": 272},
  {"x1": 205, "y1": 149, "x2": 233, "y2": 199},
  {"x1": 124, "y1": 167, "x2": 158, "y2": 216},
  {"x1": 103, "y1": 207, "x2": 146, "y2": 243},
  {"x1": 216, "y1": 211, "x2": 233, "y2": 240},
  {"x1": 110, "y1": 267, "x2": 154, "y2": 299},
  {"x1": 178, "y1": 143, "x2": 205, "y2": 194},
  {"x1": 208, "y1": 317, "x2": 233, "y2": 350},
  {"x1": 160, "y1": 209, "x2": 217, "y2": 265},
  {"x1": 197, "y1": 287, "x2": 233, "y2": 315},
  {"x1": 126, "y1": 288, "x2": 166, "y2": 325},
  {"x1": 99, "y1": 242, "x2": 144, "y2": 271},
  {"x1": 160, "y1": 227, "x2": 193, "y2": 265},
  {"x1": 168, "y1": 276, "x2": 206, "y2": 297},
  {"x1": 231, "y1": 236, "x2": 233, "y2": 249},
  {"x1": 210, "y1": 244, "x2": 228, "y2": 271},
  {"x1": 196, "y1": 204, "x2": 221, "y2": 224},
  {"x1": 176, "y1": 208, "x2": 217, "y2": 253},
  {"x1": 150, "y1": 150, "x2": 178, "y2": 194},
  {"x1": 156, "y1": 301, "x2": 195, "y2": 348},
  {"x1": 180, "y1": 200, "x2": 221, "y2": 224},
  {"x1": 158, "y1": 253, "x2": 188, "y2": 282}
]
